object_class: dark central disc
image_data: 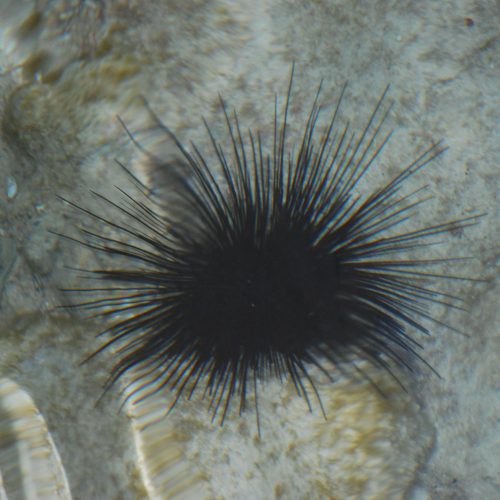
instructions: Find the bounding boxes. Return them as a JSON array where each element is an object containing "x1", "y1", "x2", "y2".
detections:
[{"x1": 183, "y1": 228, "x2": 340, "y2": 358}]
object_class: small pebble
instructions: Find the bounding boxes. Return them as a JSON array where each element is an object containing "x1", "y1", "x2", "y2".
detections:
[{"x1": 6, "y1": 176, "x2": 17, "y2": 200}]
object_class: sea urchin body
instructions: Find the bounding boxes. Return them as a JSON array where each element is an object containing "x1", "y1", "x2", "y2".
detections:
[{"x1": 61, "y1": 70, "x2": 479, "y2": 429}]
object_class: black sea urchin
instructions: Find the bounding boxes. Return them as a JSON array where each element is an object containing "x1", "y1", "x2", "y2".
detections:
[{"x1": 60, "y1": 70, "x2": 479, "y2": 429}]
